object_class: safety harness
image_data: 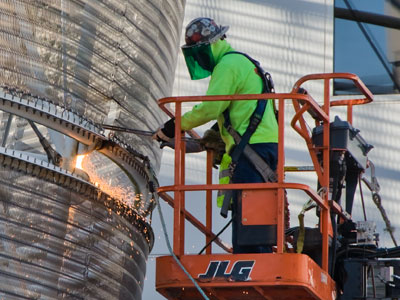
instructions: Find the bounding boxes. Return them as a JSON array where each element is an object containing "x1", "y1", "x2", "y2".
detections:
[{"x1": 218, "y1": 51, "x2": 277, "y2": 218}]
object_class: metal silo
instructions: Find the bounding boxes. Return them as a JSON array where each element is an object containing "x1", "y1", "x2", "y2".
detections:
[{"x1": 0, "y1": 0, "x2": 185, "y2": 299}]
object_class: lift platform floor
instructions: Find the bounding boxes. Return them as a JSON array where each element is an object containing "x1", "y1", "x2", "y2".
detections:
[{"x1": 156, "y1": 253, "x2": 336, "y2": 300}]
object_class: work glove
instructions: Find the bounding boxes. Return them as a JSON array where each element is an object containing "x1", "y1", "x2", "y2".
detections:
[
  {"x1": 152, "y1": 118, "x2": 175, "y2": 142},
  {"x1": 199, "y1": 127, "x2": 225, "y2": 166}
]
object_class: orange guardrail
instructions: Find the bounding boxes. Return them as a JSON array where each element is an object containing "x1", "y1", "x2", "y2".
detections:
[{"x1": 156, "y1": 72, "x2": 373, "y2": 273}]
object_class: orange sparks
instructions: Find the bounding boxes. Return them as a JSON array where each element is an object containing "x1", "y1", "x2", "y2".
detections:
[{"x1": 75, "y1": 153, "x2": 143, "y2": 210}]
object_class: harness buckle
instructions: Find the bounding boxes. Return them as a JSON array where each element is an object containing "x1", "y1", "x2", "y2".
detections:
[{"x1": 229, "y1": 161, "x2": 236, "y2": 176}]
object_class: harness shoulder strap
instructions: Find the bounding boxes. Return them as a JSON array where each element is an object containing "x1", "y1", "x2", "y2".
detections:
[
  {"x1": 219, "y1": 52, "x2": 276, "y2": 218},
  {"x1": 223, "y1": 51, "x2": 274, "y2": 93},
  {"x1": 221, "y1": 51, "x2": 271, "y2": 164}
]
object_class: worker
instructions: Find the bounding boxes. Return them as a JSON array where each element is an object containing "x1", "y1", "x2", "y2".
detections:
[{"x1": 153, "y1": 17, "x2": 278, "y2": 254}]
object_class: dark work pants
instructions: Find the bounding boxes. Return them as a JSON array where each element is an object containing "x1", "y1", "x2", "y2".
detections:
[{"x1": 231, "y1": 143, "x2": 278, "y2": 254}]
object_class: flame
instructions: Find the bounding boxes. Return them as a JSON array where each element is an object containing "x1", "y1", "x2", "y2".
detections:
[{"x1": 75, "y1": 154, "x2": 86, "y2": 169}]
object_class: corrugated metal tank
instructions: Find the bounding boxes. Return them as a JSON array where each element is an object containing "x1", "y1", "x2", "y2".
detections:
[
  {"x1": 0, "y1": 165, "x2": 153, "y2": 299},
  {"x1": 0, "y1": 0, "x2": 185, "y2": 299}
]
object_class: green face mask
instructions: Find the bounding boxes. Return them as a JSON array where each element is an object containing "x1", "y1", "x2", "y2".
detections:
[{"x1": 182, "y1": 43, "x2": 215, "y2": 80}]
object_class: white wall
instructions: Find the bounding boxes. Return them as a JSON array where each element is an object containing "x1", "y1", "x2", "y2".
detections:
[{"x1": 143, "y1": 0, "x2": 400, "y2": 299}]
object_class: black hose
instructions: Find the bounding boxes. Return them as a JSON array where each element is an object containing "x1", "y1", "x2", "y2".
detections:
[{"x1": 198, "y1": 219, "x2": 233, "y2": 255}]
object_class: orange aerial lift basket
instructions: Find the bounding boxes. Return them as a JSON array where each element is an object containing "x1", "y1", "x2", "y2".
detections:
[{"x1": 155, "y1": 73, "x2": 373, "y2": 300}]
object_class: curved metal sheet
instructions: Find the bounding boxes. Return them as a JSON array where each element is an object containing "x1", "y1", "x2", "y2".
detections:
[
  {"x1": 0, "y1": 0, "x2": 185, "y2": 191},
  {"x1": 0, "y1": 162, "x2": 153, "y2": 299},
  {"x1": 0, "y1": 0, "x2": 185, "y2": 299}
]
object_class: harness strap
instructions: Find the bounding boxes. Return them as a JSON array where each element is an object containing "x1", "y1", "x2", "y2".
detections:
[
  {"x1": 228, "y1": 127, "x2": 277, "y2": 183},
  {"x1": 219, "y1": 51, "x2": 276, "y2": 217},
  {"x1": 222, "y1": 51, "x2": 272, "y2": 166}
]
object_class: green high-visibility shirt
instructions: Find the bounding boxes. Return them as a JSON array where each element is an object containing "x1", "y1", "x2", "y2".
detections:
[{"x1": 181, "y1": 39, "x2": 278, "y2": 153}]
